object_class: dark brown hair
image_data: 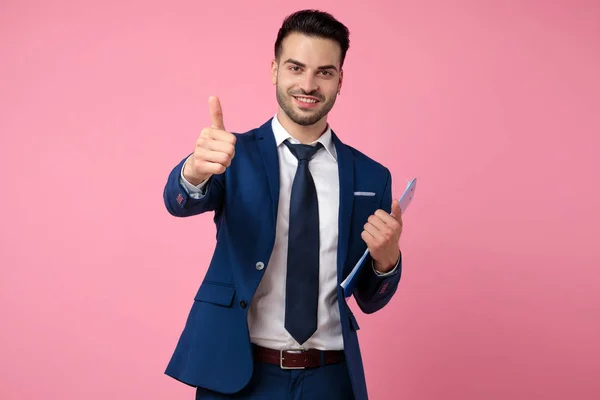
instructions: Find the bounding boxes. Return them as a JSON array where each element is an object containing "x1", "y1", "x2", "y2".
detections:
[{"x1": 274, "y1": 9, "x2": 351, "y2": 68}]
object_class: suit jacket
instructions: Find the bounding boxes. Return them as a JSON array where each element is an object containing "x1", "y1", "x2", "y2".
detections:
[{"x1": 163, "y1": 118, "x2": 402, "y2": 400}]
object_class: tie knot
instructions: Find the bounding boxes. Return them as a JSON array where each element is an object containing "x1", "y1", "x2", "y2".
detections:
[{"x1": 283, "y1": 140, "x2": 323, "y2": 162}]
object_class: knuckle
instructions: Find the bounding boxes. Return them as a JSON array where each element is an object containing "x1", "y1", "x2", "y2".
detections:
[
  {"x1": 200, "y1": 127, "x2": 211, "y2": 137},
  {"x1": 227, "y1": 144, "x2": 235, "y2": 157},
  {"x1": 221, "y1": 152, "x2": 231, "y2": 164}
]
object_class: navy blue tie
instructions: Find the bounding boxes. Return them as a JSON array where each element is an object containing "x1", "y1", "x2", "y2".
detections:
[{"x1": 283, "y1": 140, "x2": 323, "y2": 345}]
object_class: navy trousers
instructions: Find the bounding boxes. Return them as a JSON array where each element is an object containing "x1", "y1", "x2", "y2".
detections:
[{"x1": 195, "y1": 360, "x2": 355, "y2": 400}]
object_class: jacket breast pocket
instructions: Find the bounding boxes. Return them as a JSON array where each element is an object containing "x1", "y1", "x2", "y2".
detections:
[
  {"x1": 354, "y1": 193, "x2": 378, "y2": 203},
  {"x1": 194, "y1": 281, "x2": 236, "y2": 307}
]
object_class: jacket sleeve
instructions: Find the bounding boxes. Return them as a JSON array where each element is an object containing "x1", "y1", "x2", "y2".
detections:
[
  {"x1": 353, "y1": 168, "x2": 403, "y2": 314},
  {"x1": 163, "y1": 154, "x2": 225, "y2": 217}
]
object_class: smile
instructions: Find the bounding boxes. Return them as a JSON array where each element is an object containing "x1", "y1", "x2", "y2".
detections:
[{"x1": 293, "y1": 96, "x2": 320, "y2": 104}]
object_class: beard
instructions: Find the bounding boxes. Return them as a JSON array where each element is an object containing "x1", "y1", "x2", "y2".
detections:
[{"x1": 276, "y1": 83, "x2": 337, "y2": 126}]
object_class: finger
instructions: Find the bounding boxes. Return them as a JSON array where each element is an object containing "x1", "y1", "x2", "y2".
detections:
[
  {"x1": 363, "y1": 222, "x2": 384, "y2": 243},
  {"x1": 391, "y1": 199, "x2": 402, "y2": 220},
  {"x1": 209, "y1": 128, "x2": 236, "y2": 145},
  {"x1": 367, "y1": 214, "x2": 388, "y2": 233},
  {"x1": 374, "y1": 209, "x2": 401, "y2": 228},
  {"x1": 198, "y1": 160, "x2": 227, "y2": 175},
  {"x1": 204, "y1": 139, "x2": 235, "y2": 157},
  {"x1": 209, "y1": 96, "x2": 225, "y2": 130},
  {"x1": 361, "y1": 230, "x2": 376, "y2": 247},
  {"x1": 198, "y1": 149, "x2": 232, "y2": 167}
]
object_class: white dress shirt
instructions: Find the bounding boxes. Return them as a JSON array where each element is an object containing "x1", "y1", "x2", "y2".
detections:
[{"x1": 179, "y1": 114, "x2": 396, "y2": 351}]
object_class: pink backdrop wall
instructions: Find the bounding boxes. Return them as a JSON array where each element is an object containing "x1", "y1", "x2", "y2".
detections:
[{"x1": 1, "y1": 0, "x2": 599, "y2": 399}]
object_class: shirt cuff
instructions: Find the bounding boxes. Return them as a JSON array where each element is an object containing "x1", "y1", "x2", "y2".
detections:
[
  {"x1": 372, "y1": 255, "x2": 400, "y2": 277},
  {"x1": 179, "y1": 156, "x2": 209, "y2": 198}
]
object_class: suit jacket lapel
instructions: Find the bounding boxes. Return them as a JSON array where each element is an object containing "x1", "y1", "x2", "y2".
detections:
[
  {"x1": 332, "y1": 131, "x2": 355, "y2": 282},
  {"x1": 255, "y1": 119, "x2": 280, "y2": 222}
]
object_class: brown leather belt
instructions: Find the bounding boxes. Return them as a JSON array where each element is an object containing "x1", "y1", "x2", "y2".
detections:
[{"x1": 253, "y1": 344, "x2": 345, "y2": 369}]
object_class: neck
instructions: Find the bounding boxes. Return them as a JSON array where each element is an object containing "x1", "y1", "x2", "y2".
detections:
[{"x1": 277, "y1": 109, "x2": 328, "y2": 144}]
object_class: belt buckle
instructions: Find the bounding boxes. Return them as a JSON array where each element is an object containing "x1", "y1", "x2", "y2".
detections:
[{"x1": 280, "y1": 348, "x2": 306, "y2": 370}]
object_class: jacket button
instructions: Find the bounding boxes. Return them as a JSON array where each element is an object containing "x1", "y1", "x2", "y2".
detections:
[
  {"x1": 255, "y1": 261, "x2": 265, "y2": 270},
  {"x1": 240, "y1": 300, "x2": 247, "y2": 309}
]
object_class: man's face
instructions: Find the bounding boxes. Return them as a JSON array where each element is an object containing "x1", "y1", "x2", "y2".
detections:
[{"x1": 271, "y1": 33, "x2": 343, "y2": 126}]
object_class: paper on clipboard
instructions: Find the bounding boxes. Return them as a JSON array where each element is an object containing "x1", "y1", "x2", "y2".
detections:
[{"x1": 340, "y1": 178, "x2": 417, "y2": 297}]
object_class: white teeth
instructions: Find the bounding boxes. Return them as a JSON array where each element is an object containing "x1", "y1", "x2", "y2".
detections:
[{"x1": 295, "y1": 97, "x2": 317, "y2": 104}]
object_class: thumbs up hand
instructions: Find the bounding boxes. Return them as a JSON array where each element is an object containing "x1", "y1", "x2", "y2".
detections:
[
  {"x1": 361, "y1": 199, "x2": 403, "y2": 274},
  {"x1": 183, "y1": 96, "x2": 237, "y2": 185}
]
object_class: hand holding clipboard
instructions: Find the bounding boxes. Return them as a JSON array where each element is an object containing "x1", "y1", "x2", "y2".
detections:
[{"x1": 340, "y1": 178, "x2": 417, "y2": 297}]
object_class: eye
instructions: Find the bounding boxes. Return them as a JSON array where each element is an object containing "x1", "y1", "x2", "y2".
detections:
[
  {"x1": 319, "y1": 70, "x2": 332, "y2": 76},
  {"x1": 289, "y1": 66, "x2": 301, "y2": 72}
]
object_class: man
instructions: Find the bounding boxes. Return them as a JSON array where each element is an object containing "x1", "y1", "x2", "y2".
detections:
[{"x1": 163, "y1": 9, "x2": 404, "y2": 400}]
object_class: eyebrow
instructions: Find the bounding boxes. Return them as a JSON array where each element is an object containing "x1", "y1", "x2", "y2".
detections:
[{"x1": 283, "y1": 58, "x2": 338, "y2": 72}]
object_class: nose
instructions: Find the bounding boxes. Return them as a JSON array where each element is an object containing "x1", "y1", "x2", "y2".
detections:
[{"x1": 299, "y1": 73, "x2": 318, "y2": 94}]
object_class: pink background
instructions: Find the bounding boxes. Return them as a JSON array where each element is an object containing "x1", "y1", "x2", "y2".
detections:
[{"x1": 1, "y1": 0, "x2": 599, "y2": 399}]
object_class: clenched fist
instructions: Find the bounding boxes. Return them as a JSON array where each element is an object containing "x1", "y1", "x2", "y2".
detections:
[{"x1": 183, "y1": 96, "x2": 237, "y2": 185}]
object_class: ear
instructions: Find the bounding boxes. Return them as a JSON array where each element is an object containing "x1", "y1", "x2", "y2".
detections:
[
  {"x1": 338, "y1": 69, "x2": 344, "y2": 94},
  {"x1": 271, "y1": 59, "x2": 278, "y2": 85}
]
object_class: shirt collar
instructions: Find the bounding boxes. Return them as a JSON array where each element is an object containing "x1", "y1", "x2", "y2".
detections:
[{"x1": 271, "y1": 114, "x2": 337, "y2": 161}]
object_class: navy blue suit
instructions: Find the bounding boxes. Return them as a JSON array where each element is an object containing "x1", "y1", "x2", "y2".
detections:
[{"x1": 163, "y1": 118, "x2": 402, "y2": 399}]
